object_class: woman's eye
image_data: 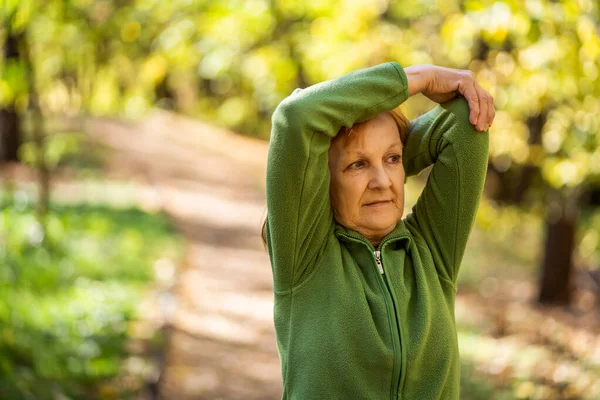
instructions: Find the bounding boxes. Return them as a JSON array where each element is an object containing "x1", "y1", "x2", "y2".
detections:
[
  {"x1": 388, "y1": 155, "x2": 402, "y2": 163},
  {"x1": 348, "y1": 161, "x2": 364, "y2": 169}
]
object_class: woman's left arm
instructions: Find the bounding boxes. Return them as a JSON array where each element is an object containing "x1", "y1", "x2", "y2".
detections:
[{"x1": 402, "y1": 66, "x2": 494, "y2": 285}]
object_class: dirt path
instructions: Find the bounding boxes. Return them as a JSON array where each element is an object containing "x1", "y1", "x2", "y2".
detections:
[{"x1": 87, "y1": 110, "x2": 282, "y2": 399}]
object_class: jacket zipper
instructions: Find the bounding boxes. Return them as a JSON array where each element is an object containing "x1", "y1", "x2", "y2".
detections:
[
  {"x1": 373, "y1": 245, "x2": 401, "y2": 400},
  {"x1": 374, "y1": 250, "x2": 384, "y2": 274},
  {"x1": 338, "y1": 231, "x2": 407, "y2": 399}
]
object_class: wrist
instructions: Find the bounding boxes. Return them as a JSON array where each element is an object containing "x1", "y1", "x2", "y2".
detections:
[{"x1": 404, "y1": 65, "x2": 431, "y2": 97}]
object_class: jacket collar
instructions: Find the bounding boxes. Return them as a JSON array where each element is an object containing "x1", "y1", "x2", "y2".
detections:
[{"x1": 334, "y1": 218, "x2": 413, "y2": 250}]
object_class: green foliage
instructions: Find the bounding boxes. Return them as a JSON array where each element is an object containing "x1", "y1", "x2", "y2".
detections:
[
  {"x1": 2, "y1": 0, "x2": 599, "y2": 151},
  {"x1": 0, "y1": 199, "x2": 183, "y2": 399}
]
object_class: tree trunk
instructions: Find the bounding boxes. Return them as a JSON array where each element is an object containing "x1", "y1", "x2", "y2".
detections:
[
  {"x1": 0, "y1": 107, "x2": 21, "y2": 161},
  {"x1": 538, "y1": 187, "x2": 581, "y2": 305},
  {"x1": 538, "y1": 213, "x2": 575, "y2": 304},
  {"x1": 0, "y1": 32, "x2": 23, "y2": 162}
]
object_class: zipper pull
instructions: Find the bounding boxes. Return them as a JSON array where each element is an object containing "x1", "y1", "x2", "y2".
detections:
[{"x1": 374, "y1": 250, "x2": 384, "y2": 274}]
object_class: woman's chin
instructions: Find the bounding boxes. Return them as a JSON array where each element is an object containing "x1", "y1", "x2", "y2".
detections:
[
  {"x1": 362, "y1": 212, "x2": 400, "y2": 228},
  {"x1": 360, "y1": 219, "x2": 398, "y2": 236}
]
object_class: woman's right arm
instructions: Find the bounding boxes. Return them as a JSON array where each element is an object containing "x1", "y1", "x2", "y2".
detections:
[{"x1": 266, "y1": 62, "x2": 411, "y2": 293}]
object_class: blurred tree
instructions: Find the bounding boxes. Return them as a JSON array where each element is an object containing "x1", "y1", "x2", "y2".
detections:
[{"x1": 0, "y1": 6, "x2": 25, "y2": 162}]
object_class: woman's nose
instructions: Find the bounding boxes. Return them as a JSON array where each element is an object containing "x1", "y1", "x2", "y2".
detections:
[{"x1": 368, "y1": 165, "x2": 392, "y2": 190}]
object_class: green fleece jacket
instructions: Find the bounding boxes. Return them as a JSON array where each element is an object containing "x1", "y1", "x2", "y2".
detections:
[{"x1": 265, "y1": 62, "x2": 489, "y2": 400}]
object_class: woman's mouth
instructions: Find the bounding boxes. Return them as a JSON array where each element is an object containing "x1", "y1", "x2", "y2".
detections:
[{"x1": 364, "y1": 200, "x2": 391, "y2": 207}]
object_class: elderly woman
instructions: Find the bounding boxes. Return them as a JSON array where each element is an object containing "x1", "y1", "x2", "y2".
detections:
[{"x1": 263, "y1": 62, "x2": 493, "y2": 399}]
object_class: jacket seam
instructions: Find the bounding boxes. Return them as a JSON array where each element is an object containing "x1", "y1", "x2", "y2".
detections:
[
  {"x1": 390, "y1": 62, "x2": 409, "y2": 96},
  {"x1": 291, "y1": 234, "x2": 333, "y2": 294},
  {"x1": 273, "y1": 286, "x2": 293, "y2": 295},
  {"x1": 451, "y1": 141, "x2": 461, "y2": 282},
  {"x1": 273, "y1": 229, "x2": 333, "y2": 296},
  {"x1": 414, "y1": 236, "x2": 456, "y2": 292},
  {"x1": 284, "y1": 285, "x2": 294, "y2": 398},
  {"x1": 438, "y1": 274, "x2": 457, "y2": 293},
  {"x1": 403, "y1": 149, "x2": 429, "y2": 164}
]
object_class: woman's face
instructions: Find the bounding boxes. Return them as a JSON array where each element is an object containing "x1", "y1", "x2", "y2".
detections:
[{"x1": 328, "y1": 113, "x2": 405, "y2": 246}]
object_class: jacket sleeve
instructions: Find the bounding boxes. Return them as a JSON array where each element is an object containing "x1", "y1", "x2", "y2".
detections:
[
  {"x1": 403, "y1": 97, "x2": 490, "y2": 284},
  {"x1": 266, "y1": 62, "x2": 410, "y2": 293}
]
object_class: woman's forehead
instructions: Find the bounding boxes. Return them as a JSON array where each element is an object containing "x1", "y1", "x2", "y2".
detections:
[{"x1": 336, "y1": 119, "x2": 402, "y2": 154}]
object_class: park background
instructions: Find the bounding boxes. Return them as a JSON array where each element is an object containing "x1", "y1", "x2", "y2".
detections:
[{"x1": 1, "y1": 0, "x2": 599, "y2": 399}]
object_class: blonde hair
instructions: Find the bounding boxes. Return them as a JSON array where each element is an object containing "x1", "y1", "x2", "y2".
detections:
[{"x1": 261, "y1": 108, "x2": 410, "y2": 249}]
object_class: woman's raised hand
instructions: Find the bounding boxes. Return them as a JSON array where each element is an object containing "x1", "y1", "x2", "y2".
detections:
[{"x1": 405, "y1": 64, "x2": 495, "y2": 132}]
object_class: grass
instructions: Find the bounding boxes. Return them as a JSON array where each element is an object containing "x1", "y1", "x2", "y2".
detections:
[{"x1": 0, "y1": 195, "x2": 184, "y2": 399}]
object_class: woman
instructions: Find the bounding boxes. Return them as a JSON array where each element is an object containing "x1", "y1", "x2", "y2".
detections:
[{"x1": 263, "y1": 62, "x2": 494, "y2": 399}]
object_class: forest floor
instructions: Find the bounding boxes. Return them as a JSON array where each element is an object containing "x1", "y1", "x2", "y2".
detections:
[{"x1": 83, "y1": 110, "x2": 600, "y2": 400}]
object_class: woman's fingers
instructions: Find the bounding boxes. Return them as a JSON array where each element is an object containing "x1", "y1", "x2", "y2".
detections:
[
  {"x1": 460, "y1": 75, "x2": 495, "y2": 132},
  {"x1": 423, "y1": 66, "x2": 496, "y2": 130},
  {"x1": 475, "y1": 84, "x2": 489, "y2": 131},
  {"x1": 457, "y1": 72, "x2": 480, "y2": 126},
  {"x1": 486, "y1": 91, "x2": 496, "y2": 129},
  {"x1": 475, "y1": 83, "x2": 495, "y2": 131}
]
